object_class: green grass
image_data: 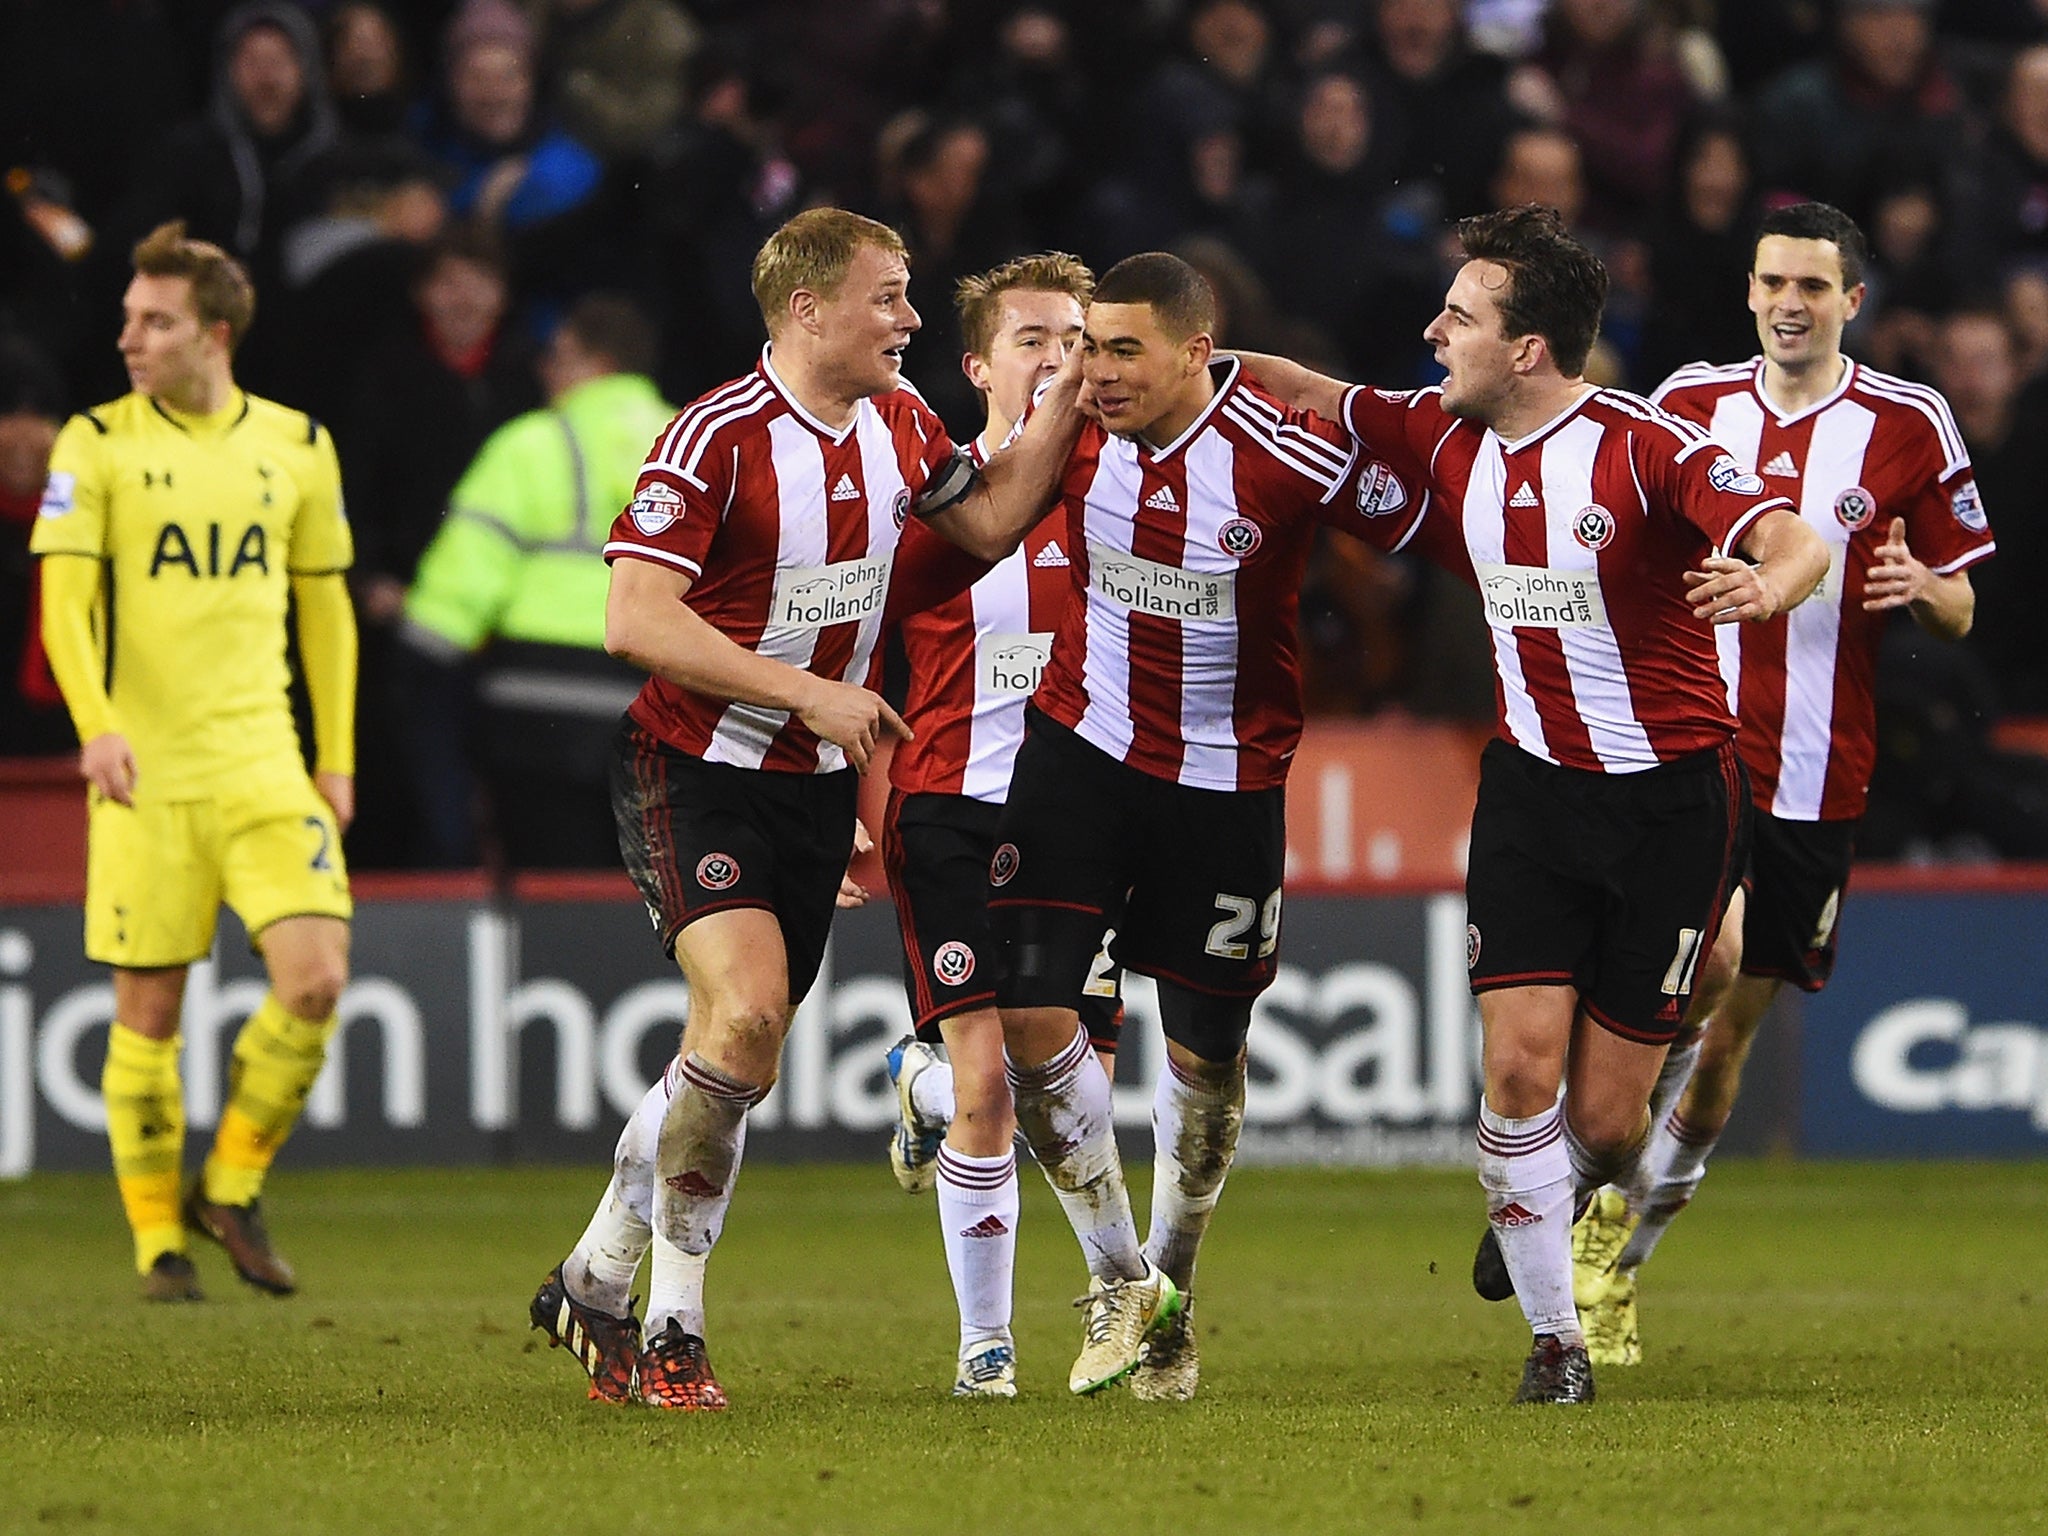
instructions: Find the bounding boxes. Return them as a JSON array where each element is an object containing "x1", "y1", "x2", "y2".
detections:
[{"x1": 1, "y1": 1161, "x2": 2043, "y2": 1535}]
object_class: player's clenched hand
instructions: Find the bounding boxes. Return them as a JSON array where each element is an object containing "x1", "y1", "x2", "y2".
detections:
[
  {"x1": 80, "y1": 732, "x2": 138, "y2": 806},
  {"x1": 837, "y1": 818, "x2": 874, "y2": 908},
  {"x1": 1862, "y1": 518, "x2": 1927, "y2": 611},
  {"x1": 1686, "y1": 555, "x2": 1780, "y2": 624},
  {"x1": 316, "y1": 771, "x2": 356, "y2": 832},
  {"x1": 797, "y1": 678, "x2": 913, "y2": 772}
]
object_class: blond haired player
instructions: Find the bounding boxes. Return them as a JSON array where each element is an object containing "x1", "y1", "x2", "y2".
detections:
[
  {"x1": 528, "y1": 208, "x2": 1081, "y2": 1410},
  {"x1": 34, "y1": 221, "x2": 357, "y2": 1302},
  {"x1": 879, "y1": 252, "x2": 1118, "y2": 1397}
]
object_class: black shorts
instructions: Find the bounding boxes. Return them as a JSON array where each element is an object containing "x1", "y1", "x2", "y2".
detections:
[
  {"x1": 1738, "y1": 813, "x2": 1856, "y2": 992},
  {"x1": 991, "y1": 709, "x2": 1286, "y2": 1007},
  {"x1": 1465, "y1": 737, "x2": 1749, "y2": 1045},
  {"x1": 884, "y1": 788, "x2": 1125, "y2": 1051},
  {"x1": 609, "y1": 719, "x2": 858, "y2": 1006}
]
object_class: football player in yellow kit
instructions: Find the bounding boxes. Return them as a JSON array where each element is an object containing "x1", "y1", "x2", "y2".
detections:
[{"x1": 33, "y1": 222, "x2": 358, "y2": 1301}]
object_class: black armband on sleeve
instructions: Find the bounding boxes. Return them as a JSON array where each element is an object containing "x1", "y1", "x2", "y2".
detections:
[{"x1": 912, "y1": 447, "x2": 978, "y2": 521}]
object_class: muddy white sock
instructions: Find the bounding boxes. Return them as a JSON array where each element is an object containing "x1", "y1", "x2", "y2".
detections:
[
  {"x1": 565, "y1": 1072, "x2": 670, "y2": 1314},
  {"x1": 1008, "y1": 1025, "x2": 1144, "y2": 1282},
  {"x1": 1142, "y1": 1052, "x2": 1245, "y2": 1294},
  {"x1": 646, "y1": 1054, "x2": 755, "y2": 1338}
]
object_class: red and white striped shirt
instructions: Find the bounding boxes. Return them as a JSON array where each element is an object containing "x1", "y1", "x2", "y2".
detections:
[
  {"x1": 605, "y1": 350, "x2": 963, "y2": 773},
  {"x1": 1654, "y1": 357, "x2": 1995, "y2": 820},
  {"x1": 890, "y1": 434, "x2": 1073, "y2": 802},
  {"x1": 1034, "y1": 359, "x2": 1371, "y2": 791},
  {"x1": 1343, "y1": 383, "x2": 1795, "y2": 774}
]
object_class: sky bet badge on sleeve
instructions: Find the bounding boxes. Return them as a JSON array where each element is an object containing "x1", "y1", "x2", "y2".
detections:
[
  {"x1": 1355, "y1": 460, "x2": 1408, "y2": 518},
  {"x1": 630, "y1": 482, "x2": 682, "y2": 535},
  {"x1": 1707, "y1": 453, "x2": 1766, "y2": 497},
  {"x1": 1951, "y1": 482, "x2": 1988, "y2": 533}
]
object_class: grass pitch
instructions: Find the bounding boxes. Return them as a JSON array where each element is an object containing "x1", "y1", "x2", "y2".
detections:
[{"x1": 1, "y1": 1160, "x2": 2043, "y2": 1536}]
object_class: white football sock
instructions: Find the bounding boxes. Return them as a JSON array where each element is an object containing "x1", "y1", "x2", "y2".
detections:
[
  {"x1": 1564, "y1": 1110, "x2": 1648, "y2": 1202},
  {"x1": 564, "y1": 1071, "x2": 668, "y2": 1314},
  {"x1": 1143, "y1": 1052, "x2": 1245, "y2": 1294},
  {"x1": 936, "y1": 1144, "x2": 1018, "y2": 1353},
  {"x1": 1618, "y1": 1106, "x2": 1719, "y2": 1270},
  {"x1": 1476, "y1": 1100, "x2": 1580, "y2": 1344},
  {"x1": 1008, "y1": 1025, "x2": 1146, "y2": 1281},
  {"x1": 647, "y1": 1053, "x2": 755, "y2": 1338},
  {"x1": 912, "y1": 1058, "x2": 957, "y2": 1128},
  {"x1": 1648, "y1": 1040, "x2": 1701, "y2": 1132},
  {"x1": 1626, "y1": 1040, "x2": 1702, "y2": 1205}
]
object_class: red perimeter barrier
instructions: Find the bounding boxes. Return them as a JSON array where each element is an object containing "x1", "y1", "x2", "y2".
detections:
[
  {"x1": 0, "y1": 757, "x2": 87, "y2": 903},
  {"x1": 9, "y1": 714, "x2": 2048, "y2": 903}
]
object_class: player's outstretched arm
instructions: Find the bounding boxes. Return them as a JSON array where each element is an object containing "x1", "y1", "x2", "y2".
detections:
[
  {"x1": 1863, "y1": 516, "x2": 1975, "y2": 639},
  {"x1": 293, "y1": 572, "x2": 359, "y2": 830},
  {"x1": 1228, "y1": 351, "x2": 1352, "y2": 422},
  {"x1": 1686, "y1": 508, "x2": 1828, "y2": 624},
  {"x1": 924, "y1": 345, "x2": 1086, "y2": 561},
  {"x1": 37, "y1": 554, "x2": 136, "y2": 805},
  {"x1": 605, "y1": 558, "x2": 911, "y2": 771}
]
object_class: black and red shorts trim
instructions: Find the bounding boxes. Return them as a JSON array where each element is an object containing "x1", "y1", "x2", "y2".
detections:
[
  {"x1": 1736, "y1": 812, "x2": 1856, "y2": 993},
  {"x1": 990, "y1": 708, "x2": 1286, "y2": 1010},
  {"x1": 1464, "y1": 737, "x2": 1750, "y2": 1046},
  {"x1": 608, "y1": 720, "x2": 857, "y2": 1005},
  {"x1": 884, "y1": 786, "x2": 1125, "y2": 1049}
]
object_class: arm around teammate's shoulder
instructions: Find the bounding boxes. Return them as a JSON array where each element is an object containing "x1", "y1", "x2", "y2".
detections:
[
  {"x1": 604, "y1": 557, "x2": 910, "y2": 771},
  {"x1": 924, "y1": 345, "x2": 1086, "y2": 562},
  {"x1": 1227, "y1": 351, "x2": 1351, "y2": 422}
]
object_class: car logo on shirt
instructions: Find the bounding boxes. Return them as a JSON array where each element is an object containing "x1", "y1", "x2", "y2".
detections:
[
  {"x1": 1835, "y1": 486, "x2": 1876, "y2": 530},
  {"x1": 1572, "y1": 504, "x2": 1615, "y2": 551},
  {"x1": 1217, "y1": 517, "x2": 1262, "y2": 558},
  {"x1": 630, "y1": 482, "x2": 683, "y2": 535}
]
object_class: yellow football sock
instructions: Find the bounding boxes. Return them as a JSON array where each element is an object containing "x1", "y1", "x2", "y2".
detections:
[
  {"x1": 103, "y1": 1022, "x2": 187, "y2": 1274},
  {"x1": 203, "y1": 996, "x2": 336, "y2": 1208}
]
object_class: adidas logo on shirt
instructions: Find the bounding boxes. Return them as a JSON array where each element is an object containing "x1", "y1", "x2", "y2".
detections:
[
  {"x1": 1033, "y1": 540, "x2": 1071, "y2": 568},
  {"x1": 830, "y1": 474, "x2": 861, "y2": 502},
  {"x1": 1762, "y1": 451, "x2": 1798, "y2": 478},
  {"x1": 1143, "y1": 485, "x2": 1180, "y2": 513},
  {"x1": 1508, "y1": 483, "x2": 1540, "y2": 508}
]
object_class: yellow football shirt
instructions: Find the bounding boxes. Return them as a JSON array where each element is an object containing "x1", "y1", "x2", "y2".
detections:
[{"x1": 30, "y1": 390, "x2": 352, "y2": 801}]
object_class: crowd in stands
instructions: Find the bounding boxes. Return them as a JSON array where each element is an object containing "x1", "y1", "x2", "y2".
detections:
[{"x1": 2, "y1": 0, "x2": 2047, "y2": 865}]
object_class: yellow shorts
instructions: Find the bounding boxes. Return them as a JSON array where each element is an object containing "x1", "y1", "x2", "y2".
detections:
[{"x1": 85, "y1": 774, "x2": 353, "y2": 968}]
